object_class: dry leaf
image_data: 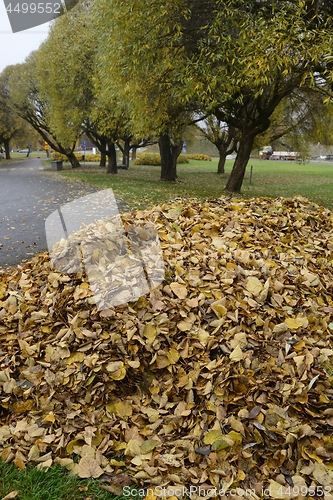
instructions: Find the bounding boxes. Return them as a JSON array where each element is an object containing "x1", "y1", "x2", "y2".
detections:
[
  {"x1": 0, "y1": 195, "x2": 333, "y2": 491},
  {"x1": 73, "y1": 456, "x2": 104, "y2": 479},
  {"x1": 1, "y1": 492, "x2": 19, "y2": 500}
]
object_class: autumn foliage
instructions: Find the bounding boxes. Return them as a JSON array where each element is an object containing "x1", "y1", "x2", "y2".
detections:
[{"x1": 0, "y1": 196, "x2": 333, "y2": 493}]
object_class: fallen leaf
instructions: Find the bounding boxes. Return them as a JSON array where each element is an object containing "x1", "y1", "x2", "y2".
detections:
[{"x1": 73, "y1": 456, "x2": 104, "y2": 479}]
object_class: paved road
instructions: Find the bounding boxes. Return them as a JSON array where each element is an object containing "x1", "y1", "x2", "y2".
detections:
[{"x1": 0, "y1": 158, "x2": 129, "y2": 269}]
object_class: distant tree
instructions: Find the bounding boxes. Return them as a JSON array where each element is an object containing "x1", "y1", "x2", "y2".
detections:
[
  {"x1": 8, "y1": 54, "x2": 80, "y2": 168},
  {"x1": 0, "y1": 66, "x2": 26, "y2": 159},
  {"x1": 197, "y1": 116, "x2": 240, "y2": 174},
  {"x1": 254, "y1": 89, "x2": 333, "y2": 159}
]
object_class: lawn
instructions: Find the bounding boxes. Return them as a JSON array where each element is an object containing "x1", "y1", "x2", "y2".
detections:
[
  {"x1": 56, "y1": 157, "x2": 333, "y2": 211},
  {"x1": 0, "y1": 461, "x2": 125, "y2": 500},
  {"x1": 0, "y1": 151, "x2": 49, "y2": 166}
]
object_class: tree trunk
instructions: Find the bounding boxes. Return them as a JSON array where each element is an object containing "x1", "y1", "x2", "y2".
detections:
[
  {"x1": 4, "y1": 139, "x2": 11, "y2": 160},
  {"x1": 217, "y1": 143, "x2": 228, "y2": 174},
  {"x1": 224, "y1": 133, "x2": 255, "y2": 193},
  {"x1": 217, "y1": 154, "x2": 226, "y2": 174},
  {"x1": 131, "y1": 147, "x2": 137, "y2": 160},
  {"x1": 123, "y1": 137, "x2": 131, "y2": 169},
  {"x1": 67, "y1": 151, "x2": 81, "y2": 169},
  {"x1": 107, "y1": 141, "x2": 117, "y2": 174},
  {"x1": 159, "y1": 134, "x2": 181, "y2": 182},
  {"x1": 100, "y1": 151, "x2": 106, "y2": 167}
]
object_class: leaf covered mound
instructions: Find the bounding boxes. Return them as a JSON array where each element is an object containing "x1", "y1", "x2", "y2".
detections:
[{"x1": 1, "y1": 196, "x2": 333, "y2": 495}]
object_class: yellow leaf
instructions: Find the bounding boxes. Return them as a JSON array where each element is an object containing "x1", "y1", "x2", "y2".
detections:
[
  {"x1": 203, "y1": 429, "x2": 223, "y2": 445},
  {"x1": 268, "y1": 480, "x2": 291, "y2": 499},
  {"x1": 12, "y1": 400, "x2": 34, "y2": 414},
  {"x1": 66, "y1": 352, "x2": 85, "y2": 365},
  {"x1": 106, "y1": 401, "x2": 133, "y2": 417},
  {"x1": 106, "y1": 361, "x2": 126, "y2": 380},
  {"x1": 42, "y1": 412, "x2": 55, "y2": 424},
  {"x1": 125, "y1": 439, "x2": 142, "y2": 457},
  {"x1": 145, "y1": 490, "x2": 157, "y2": 500},
  {"x1": 211, "y1": 304, "x2": 227, "y2": 318},
  {"x1": 229, "y1": 345, "x2": 243, "y2": 362},
  {"x1": 226, "y1": 430, "x2": 242, "y2": 445},
  {"x1": 170, "y1": 282, "x2": 187, "y2": 299},
  {"x1": 246, "y1": 277, "x2": 263, "y2": 296},
  {"x1": 143, "y1": 323, "x2": 157, "y2": 341},
  {"x1": 110, "y1": 459, "x2": 126, "y2": 466},
  {"x1": 140, "y1": 440, "x2": 159, "y2": 454},
  {"x1": 66, "y1": 439, "x2": 85, "y2": 454},
  {"x1": 13, "y1": 457, "x2": 25, "y2": 470},
  {"x1": 237, "y1": 470, "x2": 246, "y2": 481},
  {"x1": 285, "y1": 317, "x2": 308, "y2": 330},
  {"x1": 167, "y1": 348, "x2": 179, "y2": 364}
]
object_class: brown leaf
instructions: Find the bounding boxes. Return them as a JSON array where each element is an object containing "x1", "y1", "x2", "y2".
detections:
[{"x1": 73, "y1": 456, "x2": 104, "y2": 479}]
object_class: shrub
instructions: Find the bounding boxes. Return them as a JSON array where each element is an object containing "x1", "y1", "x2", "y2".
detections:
[
  {"x1": 51, "y1": 152, "x2": 68, "y2": 161},
  {"x1": 177, "y1": 154, "x2": 190, "y2": 164},
  {"x1": 185, "y1": 153, "x2": 212, "y2": 161},
  {"x1": 51, "y1": 152, "x2": 101, "y2": 162},
  {"x1": 82, "y1": 154, "x2": 101, "y2": 162},
  {"x1": 134, "y1": 152, "x2": 161, "y2": 165},
  {"x1": 134, "y1": 152, "x2": 189, "y2": 165}
]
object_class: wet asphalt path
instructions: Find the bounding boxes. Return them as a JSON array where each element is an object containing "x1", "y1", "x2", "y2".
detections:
[{"x1": 0, "y1": 158, "x2": 128, "y2": 269}]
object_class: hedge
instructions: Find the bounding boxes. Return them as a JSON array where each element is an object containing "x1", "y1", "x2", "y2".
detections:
[
  {"x1": 134, "y1": 152, "x2": 189, "y2": 165},
  {"x1": 185, "y1": 153, "x2": 212, "y2": 161},
  {"x1": 51, "y1": 152, "x2": 101, "y2": 162}
]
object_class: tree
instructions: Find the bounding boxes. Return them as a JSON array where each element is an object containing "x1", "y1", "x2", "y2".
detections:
[
  {"x1": 197, "y1": 116, "x2": 239, "y2": 174},
  {"x1": 92, "y1": 0, "x2": 199, "y2": 181},
  {"x1": 93, "y1": 0, "x2": 333, "y2": 191},
  {"x1": 8, "y1": 54, "x2": 81, "y2": 168},
  {"x1": 0, "y1": 66, "x2": 27, "y2": 159},
  {"x1": 254, "y1": 88, "x2": 333, "y2": 159},
  {"x1": 183, "y1": 1, "x2": 333, "y2": 191},
  {"x1": 38, "y1": 1, "x2": 144, "y2": 175}
]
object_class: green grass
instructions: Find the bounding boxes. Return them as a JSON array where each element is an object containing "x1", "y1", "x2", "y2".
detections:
[
  {"x1": 0, "y1": 151, "x2": 49, "y2": 166},
  {"x1": 55, "y1": 158, "x2": 333, "y2": 211},
  {"x1": 0, "y1": 461, "x2": 123, "y2": 500},
  {"x1": 0, "y1": 460, "x2": 141, "y2": 500}
]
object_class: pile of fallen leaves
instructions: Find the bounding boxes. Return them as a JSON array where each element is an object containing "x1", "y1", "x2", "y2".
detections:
[{"x1": 1, "y1": 195, "x2": 333, "y2": 498}]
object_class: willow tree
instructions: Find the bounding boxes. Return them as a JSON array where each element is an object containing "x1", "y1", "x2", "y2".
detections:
[
  {"x1": 35, "y1": 1, "x2": 97, "y2": 168},
  {"x1": 92, "y1": 0, "x2": 198, "y2": 181},
  {"x1": 8, "y1": 53, "x2": 81, "y2": 168},
  {"x1": 0, "y1": 66, "x2": 27, "y2": 159},
  {"x1": 92, "y1": 0, "x2": 333, "y2": 191},
  {"x1": 197, "y1": 116, "x2": 239, "y2": 174}
]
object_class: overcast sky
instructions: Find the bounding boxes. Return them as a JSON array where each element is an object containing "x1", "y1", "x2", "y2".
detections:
[{"x1": 0, "y1": 2, "x2": 49, "y2": 73}]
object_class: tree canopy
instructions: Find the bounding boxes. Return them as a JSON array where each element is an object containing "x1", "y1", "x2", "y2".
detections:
[
  {"x1": 3, "y1": 0, "x2": 333, "y2": 189},
  {"x1": 92, "y1": 0, "x2": 333, "y2": 190}
]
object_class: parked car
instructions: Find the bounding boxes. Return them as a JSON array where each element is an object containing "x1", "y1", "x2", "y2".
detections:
[
  {"x1": 0, "y1": 152, "x2": 4, "y2": 160},
  {"x1": 18, "y1": 149, "x2": 30, "y2": 153}
]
